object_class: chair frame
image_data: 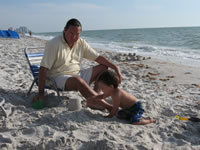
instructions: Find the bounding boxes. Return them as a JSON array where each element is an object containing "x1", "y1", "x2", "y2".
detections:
[{"x1": 24, "y1": 47, "x2": 61, "y2": 98}]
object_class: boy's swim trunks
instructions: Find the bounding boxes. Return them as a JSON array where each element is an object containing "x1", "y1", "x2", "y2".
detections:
[{"x1": 117, "y1": 101, "x2": 144, "y2": 123}]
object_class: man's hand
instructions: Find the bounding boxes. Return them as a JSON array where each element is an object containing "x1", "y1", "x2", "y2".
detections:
[
  {"x1": 32, "y1": 94, "x2": 45, "y2": 109},
  {"x1": 115, "y1": 66, "x2": 122, "y2": 84},
  {"x1": 32, "y1": 94, "x2": 45, "y2": 103},
  {"x1": 95, "y1": 56, "x2": 122, "y2": 84},
  {"x1": 104, "y1": 113, "x2": 114, "y2": 118}
]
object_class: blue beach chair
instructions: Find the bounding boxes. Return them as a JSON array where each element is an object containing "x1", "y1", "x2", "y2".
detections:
[{"x1": 24, "y1": 47, "x2": 62, "y2": 98}]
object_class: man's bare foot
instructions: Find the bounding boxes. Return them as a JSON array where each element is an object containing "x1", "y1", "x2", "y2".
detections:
[{"x1": 132, "y1": 118, "x2": 156, "y2": 125}]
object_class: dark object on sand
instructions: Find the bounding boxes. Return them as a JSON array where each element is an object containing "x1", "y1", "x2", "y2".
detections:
[
  {"x1": 175, "y1": 115, "x2": 200, "y2": 122},
  {"x1": 189, "y1": 117, "x2": 200, "y2": 122},
  {"x1": 0, "y1": 30, "x2": 20, "y2": 39}
]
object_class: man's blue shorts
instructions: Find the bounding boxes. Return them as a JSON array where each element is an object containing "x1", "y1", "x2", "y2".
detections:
[{"x1": 117, "y1": 101, "x2": 144, "y2": 123}]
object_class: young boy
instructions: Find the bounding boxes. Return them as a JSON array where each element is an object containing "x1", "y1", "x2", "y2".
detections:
[{"x1": 87, "y1": 70, "x2": 155, "y2": 125}]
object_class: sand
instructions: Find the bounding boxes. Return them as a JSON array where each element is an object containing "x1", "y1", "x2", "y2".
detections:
[{"x1": 0, "y1": 35, "x2": 200, "y2": 150}]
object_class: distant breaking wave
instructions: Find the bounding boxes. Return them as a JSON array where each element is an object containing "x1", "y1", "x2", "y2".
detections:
[{"x1": 34, "y1": 27, "x2": 200, "y2": 68}]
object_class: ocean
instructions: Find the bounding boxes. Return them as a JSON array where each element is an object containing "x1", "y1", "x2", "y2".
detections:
[{"x1": 33, "y1": 27, "x2": 200, "y2": 68}]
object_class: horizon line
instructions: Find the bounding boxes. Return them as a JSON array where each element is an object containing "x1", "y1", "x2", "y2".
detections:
[{"x1": 34, "y1": 25, "x2": 200, "y2": 33}]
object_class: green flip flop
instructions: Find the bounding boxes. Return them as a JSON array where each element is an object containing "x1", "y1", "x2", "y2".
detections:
[{"x1": 32, "y1": 98, "x2": 44, "y2": 109}]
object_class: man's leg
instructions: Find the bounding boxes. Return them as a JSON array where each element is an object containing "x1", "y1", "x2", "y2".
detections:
[
  {"x1": 65, "y1": 76, "x2": 112, "y2": 110},
  {"x1": 89, "y1": 65, "x2": 108, "y2": 93}
]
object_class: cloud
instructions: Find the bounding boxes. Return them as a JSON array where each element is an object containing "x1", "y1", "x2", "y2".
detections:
[
  {"x1": 0, "y1": 1, "x2": 111, "y2": 32},
  {"x1": 31, "y1": 2, "x2": 109, "y2": 14},
  {"x1": 134, "y1": 4, "x2": 162, "y2": 12}
]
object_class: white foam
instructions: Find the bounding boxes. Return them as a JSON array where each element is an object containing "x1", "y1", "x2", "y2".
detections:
[
  {"x1": 89, "y1": 41, "x2": 200, "y2": 68},
  {"x1": 32, "y1": 34, "x2": 54, "y2": 40},
  {"x1": 32, "y1": 33, "x2": 200, "y2": 68}
]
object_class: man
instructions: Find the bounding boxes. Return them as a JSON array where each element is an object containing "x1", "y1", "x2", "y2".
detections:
[{"x1": 34, "y1": 18, "x2": 122, "y2": 110}]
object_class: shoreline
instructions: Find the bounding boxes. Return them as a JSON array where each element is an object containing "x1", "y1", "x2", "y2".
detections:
[
  {"x1": 32, "y1": 31, "x2": 200, "y2": 69},
  {"x1": 97, "y1": 48, "x2": 200, "y2": 86},
  {"x1": 94, "y1": 47, "x2": 200, "y2": 70},
  {"x1": 0, "y1": 36, "x2": 200, "y2": 149}
]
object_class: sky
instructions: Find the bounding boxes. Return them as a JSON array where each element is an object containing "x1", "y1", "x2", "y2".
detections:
[{"x1": 0, "y1": 0, "x2": 200, "y2": 33}]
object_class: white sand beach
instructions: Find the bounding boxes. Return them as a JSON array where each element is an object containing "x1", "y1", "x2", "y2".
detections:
[{"x1": 0, "y1": 35, "x2": 200, "y2": 150}]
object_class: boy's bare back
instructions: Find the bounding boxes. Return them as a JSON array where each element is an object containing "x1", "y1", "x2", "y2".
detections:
[{"x1": 112, "y1": 88, "x2": 137, "y2": 109}]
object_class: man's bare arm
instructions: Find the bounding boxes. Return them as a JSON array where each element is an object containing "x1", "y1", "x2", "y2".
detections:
[
  {"x1": 95, "y1": 56, "x2": 122, "y2": 84},
  {"x1": 38, "y1": 66, "x2": 48, "y2": 95},
  {"x1": 32, "y1": 66, "x2": 48, "y2": 102}
]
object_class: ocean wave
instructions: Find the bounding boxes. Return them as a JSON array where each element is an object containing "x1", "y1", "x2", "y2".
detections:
[
  {"x1": 89, "y1": 41, "x2": 200, "y2": 67},
  {"x1": 32, "y1": 34, "x2": 54, "y2": 40},
  {"x1": 32, "y1": 28, "x2": 200, "y2": 68}
]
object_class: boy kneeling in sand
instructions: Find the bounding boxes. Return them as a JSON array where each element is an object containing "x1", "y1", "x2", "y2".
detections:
[{"x1": 87, "y1": 70, "x2": 155, "y2": 125}]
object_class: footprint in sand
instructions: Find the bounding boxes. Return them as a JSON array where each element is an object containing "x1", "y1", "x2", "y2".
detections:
[
  {"x1": 159, "y1": 78, "x2": 170, "y2": 81},
  {"x1": 0, "y1": 134, "x2": 12, "y2": 143},
  {"x1": 148, "y1": 77, "x2": 157, "y2": 80},
  {"x1": 191, "y1": 84, "x2": 200, "y2": 88},
  {"x1": 142, "y1": 74, "x2": 157, "y2": 80},
  {"x1": 166, "y1": 76, "x2": 175, "y2": 78},
  {"x1": 22, "y1": 127, "x2": 35, "y2": 135},
  {"x1": 148, "y1": 72, "x2": 160, "y2": 76},
  {"x1": 184, "y1": 72, "x2": 192, "y2": 74}
]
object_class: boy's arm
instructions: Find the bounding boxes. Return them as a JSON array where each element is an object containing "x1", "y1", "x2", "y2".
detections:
[
  {"x1": 87, "y1": 93, "x2": 109, "y2": 104},
  {"x1": 87, "y1": 94, "x2": 107, "y2": 101},
  {"x1": 105, "y1": 96, "x2": 120, "y2": 118}
]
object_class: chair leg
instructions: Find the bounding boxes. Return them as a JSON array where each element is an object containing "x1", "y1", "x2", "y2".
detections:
[
  {"x1": 53, "y1": 83, "x2": 61, "y2": 100},
  {"x1": 27, "y1": 78, "x2": 37, "y2": 96},
  {"x1": 49, "y1": 78, "x2": 61, "y2": 100}
]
